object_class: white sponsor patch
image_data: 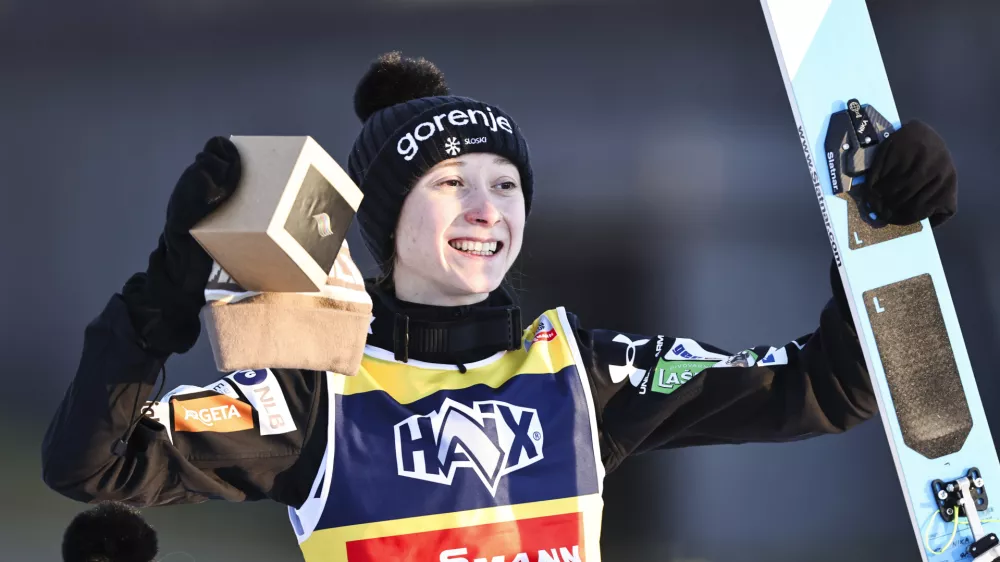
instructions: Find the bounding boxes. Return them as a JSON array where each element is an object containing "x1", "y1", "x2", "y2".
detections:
[
  {"x1": 712, "y1": 349, "x2": 759, "y2": 369},
  {"x1": 227, "y1": 369, "x2": 297, "y2": 436},
  {"x1": 142, "y1": 400, "x2": 173, "y2": 444},
  {"x1": 663, "y1": 339, "x2": 729, "y2": 362},
  {"x1": 759, "y1": 346, "x2": 790, "y2": 366},
  {"x1": 209, "y1": 379, "x2": 240, "y2": 399}
]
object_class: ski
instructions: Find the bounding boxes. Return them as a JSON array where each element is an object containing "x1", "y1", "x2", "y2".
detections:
[{"x1": 758, "y1": 1, "x2": 1000, "y2": 560}]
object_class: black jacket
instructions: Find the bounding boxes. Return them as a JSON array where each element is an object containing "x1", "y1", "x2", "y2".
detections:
[{"x1": 41, "y1": 262, "x2": 876, "y2": 509}]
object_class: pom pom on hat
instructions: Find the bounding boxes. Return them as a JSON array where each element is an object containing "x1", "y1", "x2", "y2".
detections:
[{"x1": 353, "y1": 51, "x2": 451, "y2": 122}]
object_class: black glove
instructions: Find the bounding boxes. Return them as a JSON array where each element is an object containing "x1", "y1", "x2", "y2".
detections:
[
  {"x1": 122, "y1": 136, "x2": 242, "y2": 356},
  {"x1": 864, "y1": 120, "x2": 958, "y2": 228}
]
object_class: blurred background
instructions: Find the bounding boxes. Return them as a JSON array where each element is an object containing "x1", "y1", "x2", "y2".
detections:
[{"x1": 2, "y1": 0, "x2": 997, "y2": 560}]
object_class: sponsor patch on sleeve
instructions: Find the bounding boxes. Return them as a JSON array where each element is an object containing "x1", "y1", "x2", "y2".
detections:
[
  {"x1": 172, "y1": 394, "x2": 254, "y2": 433},
  {"x1": 712, "y1": 349, "x2": 760, "y2": 368},
  {"x1": 142, "y1": 400, "x2": 173, "y2": 443},
  {"x1": 208, "y1": 378, "x2": 240, "y2": 399},
  {"x1": 593, "y1": 330, "x2": 660, "y2": 387},
  {"x1": 227, "y1": 369, "x2": 298, "y2": 436},
  {"x1": 648, "y1": 344, "x2": 772, "y2": 395},
  {"x1": 662, "y1": 338, "x2": 730, "y2": 362},
  {"x1": 648, "y1": 359, "x2": 716, "y2": 395},
  {"x1": 759, "y1": 346, "x2": 789, "y2": 366}
]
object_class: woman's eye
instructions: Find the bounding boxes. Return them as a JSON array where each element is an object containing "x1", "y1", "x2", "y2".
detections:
[
  {"x1": 439, "y1": 179, "x2": 463, "y2": 188},
  {"x1": 495, "y1": 181, "x2": 518, "y2": 190}
]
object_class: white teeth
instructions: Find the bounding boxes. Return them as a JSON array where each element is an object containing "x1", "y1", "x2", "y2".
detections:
[{"x1": 450, "y1": 240, "x2": 499, "y2": 256}]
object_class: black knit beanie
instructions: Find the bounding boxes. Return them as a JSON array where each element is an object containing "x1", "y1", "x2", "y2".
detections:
[{"x1": 346, "y1": 52, "x2": 534, "y2": 270}]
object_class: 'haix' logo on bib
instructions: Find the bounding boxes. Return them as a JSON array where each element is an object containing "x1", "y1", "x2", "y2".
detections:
[
  {"x1": 396, "y1": 106, "x2": 514, "y2": 162},
  {"x1": 393, "y1": 398, "x2": 544, "y2": 495}
]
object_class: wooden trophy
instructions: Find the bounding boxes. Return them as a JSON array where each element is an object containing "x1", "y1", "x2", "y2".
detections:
[{"x1": 190, "y1": 136, "x2": 372, "y2": 373}]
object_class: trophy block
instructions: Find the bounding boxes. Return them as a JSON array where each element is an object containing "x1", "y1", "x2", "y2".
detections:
[{"x1": 190, "y1": 135, "x2": 363, "y2": 292}]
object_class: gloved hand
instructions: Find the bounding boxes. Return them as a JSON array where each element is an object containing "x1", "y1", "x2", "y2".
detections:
[
  {"x1": 865, "y1": 120, "x2": 958, "y2": 228},
  {"x1": 122, "y1": 137, "x2": 242, "y2": 356}
]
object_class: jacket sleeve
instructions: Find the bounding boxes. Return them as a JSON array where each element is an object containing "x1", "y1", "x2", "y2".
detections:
[
  {"x1": 41, "y1": 292, "x2": 328, "y2": 508},
  {"x1": 573, "y1": 261, "x2": 879, "y2": 474}
]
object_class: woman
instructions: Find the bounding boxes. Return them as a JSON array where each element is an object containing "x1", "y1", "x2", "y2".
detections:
[{"x1": 42, "y1": 52, "x2": 958, "y2": 561}]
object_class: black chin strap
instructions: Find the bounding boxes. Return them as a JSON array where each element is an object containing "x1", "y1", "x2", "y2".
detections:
[
  {"x1": 367, "y1": 281, "x2": 524, "y2": 365},
  {"x1": 392, "y1": 306, "x2": 522, "y2": 363}
]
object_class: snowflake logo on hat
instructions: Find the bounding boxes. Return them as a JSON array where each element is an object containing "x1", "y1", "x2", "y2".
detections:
[{"x1": 444, "y1": 137, "x2": 461, "y2": 156}]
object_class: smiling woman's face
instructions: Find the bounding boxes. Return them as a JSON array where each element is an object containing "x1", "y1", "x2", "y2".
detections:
[{"x1": 391, "y1": 152, "x2": 525, "y2": 306}]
